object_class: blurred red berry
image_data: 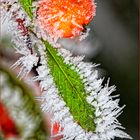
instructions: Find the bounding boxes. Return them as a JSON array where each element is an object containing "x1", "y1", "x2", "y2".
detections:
[
  {"x1": 38, "y1": 0, "x2": 96, "y2": 38},
  {"x1": 51, "y1": 122, "x2": 63, "y2": 140},
  {"x1": 0, "y1": 102, "x2": 19, "y2": 139}
]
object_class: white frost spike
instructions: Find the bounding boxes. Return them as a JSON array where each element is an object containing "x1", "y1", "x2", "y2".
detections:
[
  {"x1": 55, "y1": 47, "x2": 132, "y2": 139},
  {"x1": 35, "y1": 44, "x2": 132, "y2": 139},
  {"x1": 36, "y1": 45, "x2": 98, "y2": 140},
  {"x1": 0, "y1": 71, "x2": 39, "y2": 139},
  {"x1": 11, "y1": 54, "x2": 38, "y2": 78},
  {"x1": 79, "y1": 28, "x2": 91, "y2": 41},
  {"x1": 1, "y1": 0, "x2": 32, "y2": 53},
  {"x1": 1, "y1": 0, "x2": 36, "y2": 78}
]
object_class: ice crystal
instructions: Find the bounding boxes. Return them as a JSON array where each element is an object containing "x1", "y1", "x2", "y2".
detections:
[{"x1": 0, "y1": 72, "x2": 36, "y2": 139}]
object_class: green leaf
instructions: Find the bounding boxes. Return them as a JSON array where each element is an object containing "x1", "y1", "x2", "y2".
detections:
[
  {"x1": 19, "y1": 0, "x2": 33, "y2": 19},
  {"x1": 0, "y1": 65, "x2": 48, "y2": 139},
  {"x1": 43, "y1": 40, "x2": 96, "y2": 132}
]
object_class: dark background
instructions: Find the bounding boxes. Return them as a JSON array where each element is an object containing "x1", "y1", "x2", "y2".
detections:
[{"x1": 92, "y1": 0, "x2": 138, "y2": 139}]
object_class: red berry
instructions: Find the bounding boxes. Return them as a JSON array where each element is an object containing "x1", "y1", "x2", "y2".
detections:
[
  {"x1": 51, "y1": 122, "x2": 63, "y2": 140},
  {"x1": 0, "y1": 102, "x2": 19, "y2": 138},
  {"x1": 38, "y1": 0, "x2": 96, "y2": 38}
]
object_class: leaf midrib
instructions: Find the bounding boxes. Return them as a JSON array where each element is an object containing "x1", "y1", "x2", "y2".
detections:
[{"x1": 44, "y1": 41, "x2": 84, "y2": 102}]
